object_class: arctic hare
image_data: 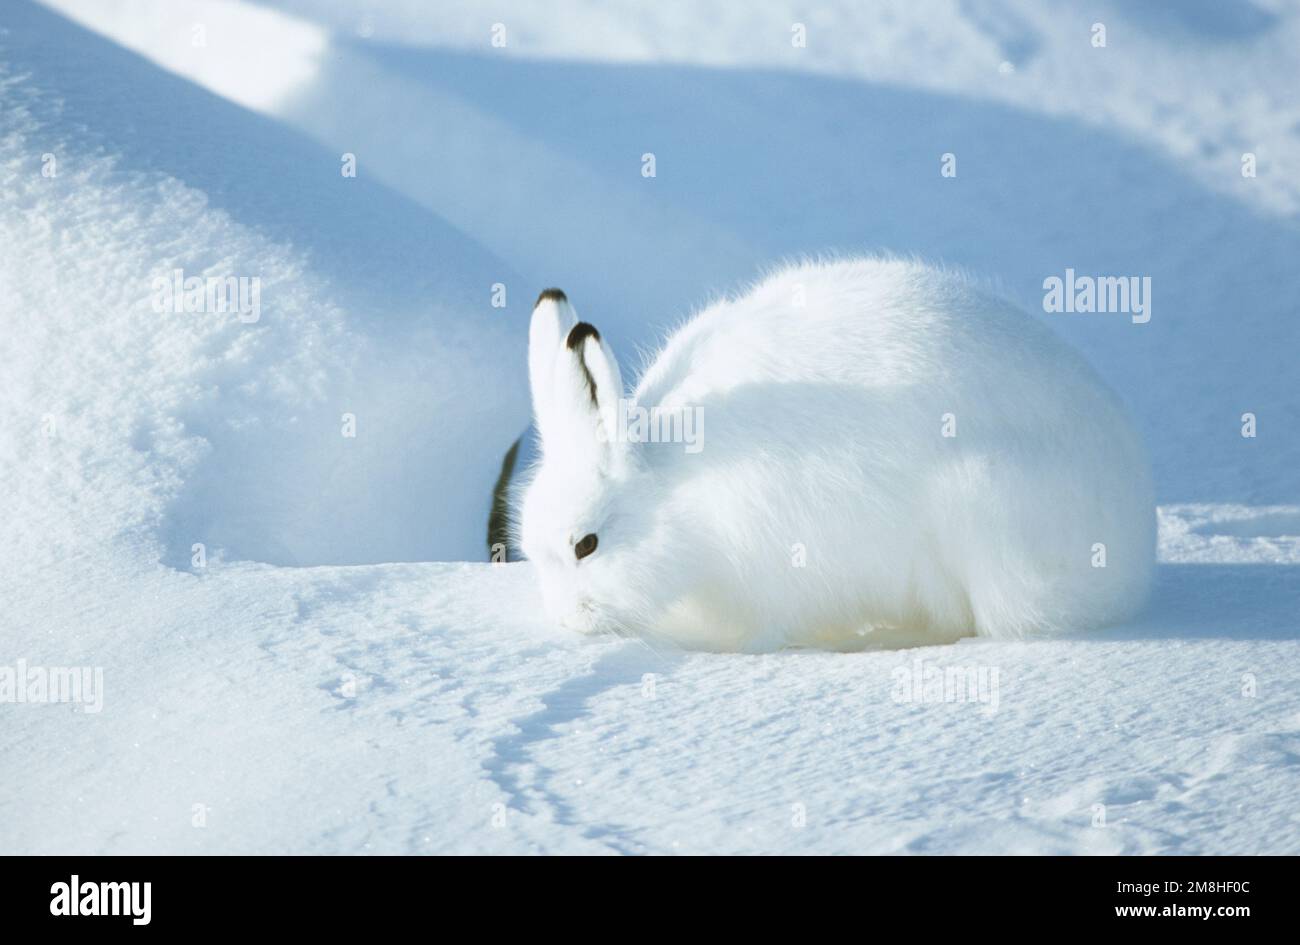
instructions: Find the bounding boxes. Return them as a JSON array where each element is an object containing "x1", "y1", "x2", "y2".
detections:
[{"x1": 518, "y1": 258, "x2": 1154, "y2": 651}]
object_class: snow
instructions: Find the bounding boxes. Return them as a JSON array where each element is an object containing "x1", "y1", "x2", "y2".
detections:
[
  {"x1": 2, "y1": 0, "x2": 1297, "y2": 854},
  {"x1": 7, "y1": 547, "x2": 1299, "y2": 854},
  {"x1": 3, "y1": 0, "x2": 529, "y2": 567}
]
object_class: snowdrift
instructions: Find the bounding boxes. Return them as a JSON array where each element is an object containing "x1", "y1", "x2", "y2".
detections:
[{"x1": 2, "y1": 0, "x2": 530, "y2": 572}]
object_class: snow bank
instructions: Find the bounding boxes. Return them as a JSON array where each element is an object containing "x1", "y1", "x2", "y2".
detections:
[
  {"x1": 255, "y1": 0, "x2": 1300, "y2": 218},
  {"x1": 2, "y1": 2, "x2": 530, "y2": 573}
]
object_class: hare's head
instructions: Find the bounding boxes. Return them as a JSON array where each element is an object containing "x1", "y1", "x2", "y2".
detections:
[{"x1": 518, "y1": 289, "x2": 646, "y2": 634}]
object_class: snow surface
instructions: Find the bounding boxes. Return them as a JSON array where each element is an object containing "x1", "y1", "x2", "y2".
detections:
[{"x1": 2, "y1": 0, "x2": 1297, "y2": 854}]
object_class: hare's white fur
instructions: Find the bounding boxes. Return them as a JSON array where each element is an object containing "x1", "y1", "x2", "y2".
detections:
[{"x1": 518, "y1": 258, "x2": 1154, "y2": 651}]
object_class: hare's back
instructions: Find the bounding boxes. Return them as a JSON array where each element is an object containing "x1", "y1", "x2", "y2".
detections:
[{"x1": 636, "y1": 258, "x2": 1083, "y2": 407}]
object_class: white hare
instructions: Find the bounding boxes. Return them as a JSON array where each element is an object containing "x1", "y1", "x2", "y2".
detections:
[{"x1": 518, "y1": 258, "x2": 1154, "y2": 651}]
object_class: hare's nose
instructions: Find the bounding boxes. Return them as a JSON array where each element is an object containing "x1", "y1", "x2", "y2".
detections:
[{"x1": 559, "y1": 601, "x2": 601, "y2": 635}]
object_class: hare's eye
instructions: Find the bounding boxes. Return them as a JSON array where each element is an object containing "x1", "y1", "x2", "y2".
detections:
[{"x1": 574, "y1": 533, "x2": 598, "y2": 561}]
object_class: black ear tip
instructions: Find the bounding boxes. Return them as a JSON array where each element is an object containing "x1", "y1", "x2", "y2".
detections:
[
  {"x1": 566, "y1": 321, "x2": 601, "y2": 350},
  {"x1": 536, "y1": 287, "x2": 568, "y2": 306}
]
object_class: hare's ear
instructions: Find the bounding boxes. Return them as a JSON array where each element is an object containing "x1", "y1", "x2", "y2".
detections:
[
  {"x1": 549, "y1": 321, "x2": 625, "y2": 466},
  {"x1": 529, "y1": 289, "x2": 577, "y2": 439},
  {"x1": 568, "y1": 322, "x2": 623, "y2": 445}
]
